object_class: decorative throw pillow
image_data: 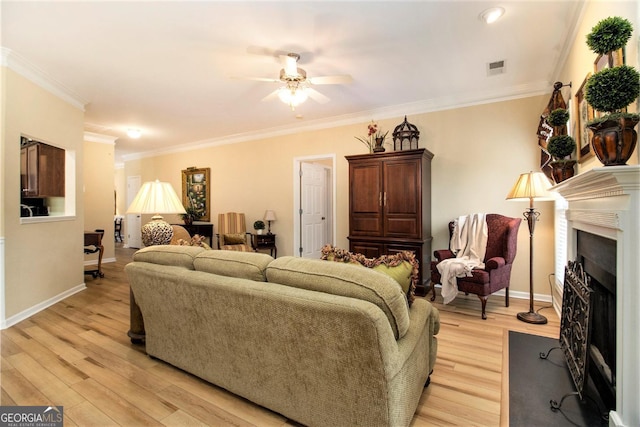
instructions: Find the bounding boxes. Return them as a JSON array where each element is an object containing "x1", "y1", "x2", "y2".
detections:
[
  {"x1": 223, "y1": 233, "x2": 246, "y2": 245},
  {"x1": 320, "y1": 244, "x2": 418, "y2": 306},
  {"x1": 177, "y1": 234, "x2": 211, "y2": 249}
]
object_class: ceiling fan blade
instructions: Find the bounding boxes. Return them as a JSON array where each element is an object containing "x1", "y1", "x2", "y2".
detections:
[
  {"x1": 246, "y1": 46, "x2": 289, "y2": 58},
  {"x1": 261, "y1": 89, "x2": 280, "y2": 102},
  {"x1": 306, "y1": 87, "x2": 330, "y2": 104},
  {"x1": 309, "y1": 75, "x2": 353, "y2": 85},
  {"x1": 230, "y1": 76, "x2": 280, "y2": 83}
]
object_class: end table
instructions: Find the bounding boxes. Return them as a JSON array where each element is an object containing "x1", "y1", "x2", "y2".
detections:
[{"x1": 252, "y1": 233, "x2": 277, "y2": 258}]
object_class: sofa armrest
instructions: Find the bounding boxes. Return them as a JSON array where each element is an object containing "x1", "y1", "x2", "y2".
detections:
[
  {"x1": 485, "y1": 256, "x2": 506, "y2": 270},
  {"x1": 393, "y1": 299, "x2": 440, "y2": 379},
  {"x1": 433, "y1": 249, "x2": 454, "y2": 262}
]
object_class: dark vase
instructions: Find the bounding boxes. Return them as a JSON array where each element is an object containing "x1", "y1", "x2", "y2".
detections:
[
  {"x1": 588, "y1": 116, "x2": 639, "y2": 166},
  {"x1": 373, "y1": 137, "x2": 386, "y2": 153},
  {"x1": 183, "y1": 217, "x2": 193, "y2": 226},
  {"x1": 550, "y1": 160, "x2": 577, "y2": 184}
]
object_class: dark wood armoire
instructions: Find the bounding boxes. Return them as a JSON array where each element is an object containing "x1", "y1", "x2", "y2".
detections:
[{"x1": 346, "y1": 148, "x2": 433, "y2": 296}]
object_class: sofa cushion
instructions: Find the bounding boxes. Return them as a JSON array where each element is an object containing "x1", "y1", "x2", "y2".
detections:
[
  {"x1": 133, "y1": 245, "x2": 205, "y2": 269},
  {"x1": 223, "y1": 233, "x2": 247, "y2": 245},
  {"x1": 194, "y1": 250, "x2": 274, "y2": 282},
  {"x1": 320, "y1": 245, "x2": 418, "y2": 306},
  {"x1": 266, "y1": 256, "x2": 410, "y2": 339}
]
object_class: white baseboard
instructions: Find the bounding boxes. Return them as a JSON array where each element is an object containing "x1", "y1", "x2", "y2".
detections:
[
  {"x1": 431, "y1": 283, "x2": 553, "y2": 303},
  {"x1": 1, "y1": 283, "x2": 86, "y2": 330},
  {"x1": 84, "y1": 257, "x2": 116, "y2": 266}
]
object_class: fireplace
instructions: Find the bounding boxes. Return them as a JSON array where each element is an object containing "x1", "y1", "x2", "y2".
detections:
[
  {"x1": 575, "y1": 230, "x2": 616, "y2": 409},
  {"x1": 552, "y1": 165, "x2": 639, "y2": 427}
]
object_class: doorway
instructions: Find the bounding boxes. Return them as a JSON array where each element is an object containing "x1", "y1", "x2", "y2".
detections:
[
  {"x1": 126, "y1": 175, "x2": 142, "y2": 249},
  {"x1": 293, "y1": 155, "x2": 336, "y2": 258}
]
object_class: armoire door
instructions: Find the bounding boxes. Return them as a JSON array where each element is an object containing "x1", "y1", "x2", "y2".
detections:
[
  {"x1": 348, "y1": 160, "x2": 383, "y2": 236},
  {"x1": 383, "y1": 157, "x2": 421, "y2": 238}
]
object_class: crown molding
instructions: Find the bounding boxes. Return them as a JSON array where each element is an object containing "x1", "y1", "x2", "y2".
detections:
[
  {"x1": 122, "y1": 79, "x2": 551, "y2": 162},
  {"x1": 84, "y1": 131, "x2": 117, "y2": 144},
  {"x1": 1, "y1": 47, "x2": 87, "y2": 111}
]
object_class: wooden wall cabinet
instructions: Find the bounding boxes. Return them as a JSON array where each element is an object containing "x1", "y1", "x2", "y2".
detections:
[
  {"x1": 346, "y1": 148, "x2": 433, "y2": 295},
  {"x1": 20, "y1": 142, "x2": 65, "y2": 197}
]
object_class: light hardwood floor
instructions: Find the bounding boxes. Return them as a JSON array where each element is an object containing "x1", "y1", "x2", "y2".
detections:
[{"x1": 1, "y1": 246, "x2": 560, "y2": 426}]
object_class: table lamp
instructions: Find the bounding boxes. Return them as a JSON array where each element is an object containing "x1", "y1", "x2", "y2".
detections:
[
  {"x1": 506, "y1": 171, "x2": 553, "y2": 324},
  {"x1": 126, "y1": 180, "x2": 186, "y2": 246},
  {"x1": 264, "y1": 210, "x2": 277, "y2": 234}
]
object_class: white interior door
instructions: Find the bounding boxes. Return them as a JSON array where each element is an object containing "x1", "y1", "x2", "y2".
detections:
[
  {"x1": 301, "y1": 162, "x2": 327, "y2": 259},
  {"x1": 126, "y1": 175, "x2": 142, "y2": 248}
]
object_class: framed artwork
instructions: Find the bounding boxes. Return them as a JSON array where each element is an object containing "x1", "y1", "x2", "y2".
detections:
[
  {"x1": 594, "y1": 49, "x2": 624, "y2": 72},
  {"x1": 575, "y1": 74, "x2": 594, "y2": 163},
  {"x1": 181, "y1": 167, "x2": 210, "y2": 221}
]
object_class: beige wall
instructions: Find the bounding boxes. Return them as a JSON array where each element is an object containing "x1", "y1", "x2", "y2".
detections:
[
  {"x1": 1, "y1": 67, "x2": 85, "y2": 322},
  {"x1": 124, "y1": 94, "x2": 555, "y2": 298},
  {"x1": 83, "y1": 138, "x2": 116, "y2": 261}
]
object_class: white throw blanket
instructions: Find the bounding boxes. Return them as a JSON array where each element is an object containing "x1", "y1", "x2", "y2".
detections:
[{"x1": 438, "y1": 213, "x2": 488, "y2": 304}]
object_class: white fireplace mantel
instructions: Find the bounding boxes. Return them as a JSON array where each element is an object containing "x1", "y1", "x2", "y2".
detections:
[{"x1": 552, "y1": 165, "x2": 639, "y2": 427}]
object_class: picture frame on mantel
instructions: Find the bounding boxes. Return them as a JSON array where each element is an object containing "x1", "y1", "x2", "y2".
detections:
[
  {"x1": 575, "y1": 74, "x2": 594, "y2": 163},
  {"x1": 181, "y1": 167, "x2": 210, "y2": 222}
]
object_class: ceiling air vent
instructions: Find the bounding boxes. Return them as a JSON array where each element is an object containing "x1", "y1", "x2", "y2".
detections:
[{"x1": 487, "y1": 60, "x2": 506, "y2": 76}]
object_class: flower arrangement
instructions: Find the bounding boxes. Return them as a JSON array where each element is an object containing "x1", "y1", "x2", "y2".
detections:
[{"x1": 355, "y1": 121, "x2": 389, "y2": 153}]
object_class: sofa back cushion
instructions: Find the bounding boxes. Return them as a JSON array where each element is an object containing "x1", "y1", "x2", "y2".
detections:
[
  {"x1": 266, "y1": 256, "x2": 410, "y2": 339},
  {"x1": 194, "y1": 250, "x2": 274, "y2": 282},
  {"x1": 133, "y1": 245, "x2": 205, "y2": 269}
]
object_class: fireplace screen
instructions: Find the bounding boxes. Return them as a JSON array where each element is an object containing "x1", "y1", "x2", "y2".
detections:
[{"x1": 559, "y1": 260, "x2": 593, "y2": 399}]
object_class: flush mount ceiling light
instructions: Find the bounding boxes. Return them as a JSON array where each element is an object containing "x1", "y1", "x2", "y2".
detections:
[
  {"x1": 127, "y1": 128, "x2": 142, "y2": 139},
  {"x1": 480, "y1": 7, "x2": 505, "y2": 24}
]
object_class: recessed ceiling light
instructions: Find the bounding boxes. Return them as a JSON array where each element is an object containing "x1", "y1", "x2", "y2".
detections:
[
  {"x1": 127, "y1": 128, "x2": 142, "y2": 139},
  {"x1": 480, "y1": 7, "x2": 505, "y2": 24}
]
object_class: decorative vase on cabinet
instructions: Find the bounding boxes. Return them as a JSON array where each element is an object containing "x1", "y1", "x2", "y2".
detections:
[{"x1": 346, "y1": 148, "x2": 434, "y2": 296}]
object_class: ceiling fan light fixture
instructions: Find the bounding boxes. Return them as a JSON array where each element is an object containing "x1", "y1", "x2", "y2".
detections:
[
  {"x1": 278, "y1": 85, "x2": 308, "y2": 109},
  {"x1": 480, "y1": 7, "x2": 505, "y2": 24}
]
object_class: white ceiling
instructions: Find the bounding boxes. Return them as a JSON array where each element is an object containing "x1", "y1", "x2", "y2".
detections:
[{"x1": 1, "y1": 1, "x2": 584, "y2": 163}]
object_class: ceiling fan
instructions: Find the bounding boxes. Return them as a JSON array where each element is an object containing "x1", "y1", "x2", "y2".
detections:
[{"x1": 236, "y1": 51, "x2": 353, "y2": 110}]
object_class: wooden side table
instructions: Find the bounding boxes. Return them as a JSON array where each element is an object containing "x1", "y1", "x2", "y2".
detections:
[{"x1": 252, "y1": 233, "x2": 277, "y2": 258}]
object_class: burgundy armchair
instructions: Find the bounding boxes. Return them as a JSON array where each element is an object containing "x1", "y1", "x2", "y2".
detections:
[{"x1": 430, "y1": 214, "x2": 522, "y2": 319}]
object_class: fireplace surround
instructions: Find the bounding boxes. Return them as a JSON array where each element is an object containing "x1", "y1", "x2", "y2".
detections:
[{"x1": 552, "y1": 165, "x2": 639, "y2": 427}]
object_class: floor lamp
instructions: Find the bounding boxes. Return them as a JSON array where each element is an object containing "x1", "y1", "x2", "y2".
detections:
[
  {"x1": 506, "y1": 171, "x2": 553, "y2": 324},
  {"x1": 126, "y1": 180, "x2": 186, "y2": 246}
]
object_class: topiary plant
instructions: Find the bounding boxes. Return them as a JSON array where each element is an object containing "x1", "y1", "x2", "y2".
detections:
[
  {"x1": 585, "y1": 65, "x2": 640, "y2": 114},
  {"x1": 547, "y1": 108, "x2": 570, "y2": 127},
  {"x1": 547, "y1": 135, "x2": 576, "y2": 160},
  {"x1": 586, "y1": 16, "x2": 633, "y2": 55},
  {"x1": 585, "y1": 16, "x2": 640, "y2": 125}
]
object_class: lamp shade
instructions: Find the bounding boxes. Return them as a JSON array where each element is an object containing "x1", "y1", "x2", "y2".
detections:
[
  {"x1": 126, "y1": 180, "x2": 186, "y2": 216},
  {"x1": 506, "y1": 171, "x2": 554, "y2": 206},
  {"x1": 263, "y1": 210, "x2": 277, "y2": 222}
]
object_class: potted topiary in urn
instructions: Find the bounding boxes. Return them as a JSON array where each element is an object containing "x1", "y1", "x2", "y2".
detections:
[
  {"x1": 547, "y1": 134, "x2": 577, "y2": 183},
  {"x1": 253, "y1": 220, "x2": 265, "y2": 235},
  {"x1": 585, "y1": 16, "x2": 640, "y2": 166}
]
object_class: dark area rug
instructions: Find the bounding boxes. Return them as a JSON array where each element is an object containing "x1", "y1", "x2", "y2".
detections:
[{"x1": 508, "y1": 331, "x2": 608, "y2": 427}]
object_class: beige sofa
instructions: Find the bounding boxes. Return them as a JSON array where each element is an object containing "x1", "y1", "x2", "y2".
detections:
[{"x1": 126, "y1": 245, "x2": 440, "y2": 427}]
